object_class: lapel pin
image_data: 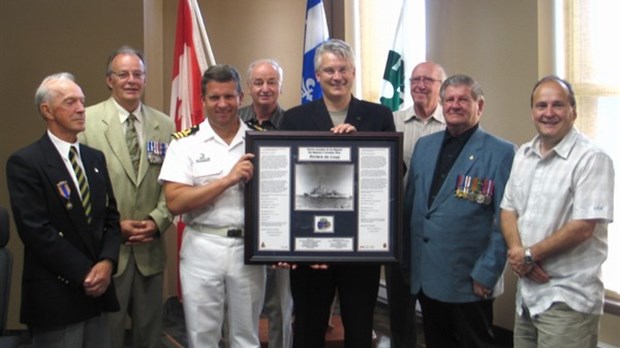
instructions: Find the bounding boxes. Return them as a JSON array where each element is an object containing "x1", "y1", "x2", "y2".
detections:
[{"x1": 57, "y1": 181, "x2": 71, "y2": 200}]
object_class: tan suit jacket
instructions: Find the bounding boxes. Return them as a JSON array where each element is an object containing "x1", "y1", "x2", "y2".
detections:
[{"x1": 80, "y1": 98, "x2": 174, "y2": 277}]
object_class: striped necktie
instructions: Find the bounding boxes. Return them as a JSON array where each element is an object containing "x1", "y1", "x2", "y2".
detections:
[
  {"x1": 126, "y1": 113, "x2": 140, "y2": 175},
  {"x1": 69, "y1": 146, "x2": 92, "y2": 223}
]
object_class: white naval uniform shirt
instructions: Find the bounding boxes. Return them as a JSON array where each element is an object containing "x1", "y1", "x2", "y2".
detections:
[
  {"x1": 158, "y1": 119, "x2": 249, "y2": 228},
  {"x1": 501, "y1": 126, "x2": 614, "y2": 316}
]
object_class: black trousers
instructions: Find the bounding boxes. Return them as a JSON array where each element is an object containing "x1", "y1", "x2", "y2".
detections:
[
  {"x1": 291, "y1": 264, "x2": 380, "y2": 348},
  {"x1": 385, "y1": 263, "x2": 417, "y2": 348},
  {"x1": 418, "y1": 290, "x2": 496, "y2": 348}
]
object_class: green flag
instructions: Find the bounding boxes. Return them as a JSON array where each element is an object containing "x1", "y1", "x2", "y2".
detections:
[
  {"x1": 380, "y1": 0, "x2": 407, "y2": 111},
  {"x1": 380, "y1": 50, "x2": 405, "y2": 111}
]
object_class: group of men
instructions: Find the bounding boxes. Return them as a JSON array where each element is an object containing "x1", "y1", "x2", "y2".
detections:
[
  {"x1": 385, "y1": 62, "x2": 613, "y2": 348},
  {"x1": 6, "y1": 38, "x2": 614, "y2": 348}
]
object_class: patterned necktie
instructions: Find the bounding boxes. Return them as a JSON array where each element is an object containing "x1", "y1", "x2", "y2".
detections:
[
  {"x1": 126, "y1": 114, "x2": 140, "y2": 175},
  {"x1": 69, "y1": 146, "x2": 92, "y2": 224}
]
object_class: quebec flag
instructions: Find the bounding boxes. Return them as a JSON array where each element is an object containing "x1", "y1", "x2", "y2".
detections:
[{"x1": 300, "y1": 0, "x2": 329, "y2": 104}]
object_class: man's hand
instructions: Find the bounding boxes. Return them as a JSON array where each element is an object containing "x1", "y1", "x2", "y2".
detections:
[
  {"x1": 473, "y1": 280, "x2": 492, "y2": 299},
  {"x1": 525, "y1": 264, "x2": 550, "y2": 284},
  {"x1": 228, "y1": 153, "x2": 255, "y2": 184},
  {"x1": 274, "y1": 262, "x2": 329, "y2": 270},
  {"x1": 507, "y1": 246, "x2": 533, "y2": 276},
  {"x1": 83, "y1": 259, "x2": 113, "y2": 297},
  {"x1": 275, "y1": 262, "x2": 297, "y2": 270},
  {"x1": 331, "y1": 123, "x2": 357, "y2": 134},
  {"x1": 507, "y1": 246, "x2": 550, "y2": 283},
  {"x1": 121, "y1": 219, "x2": 158, "y2": 245}
]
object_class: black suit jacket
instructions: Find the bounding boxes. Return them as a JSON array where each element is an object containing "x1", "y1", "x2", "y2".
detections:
[
  {"x1": 280, "y1": 96, "x2": 395, "y2": 347},
  {"x1": 280, "y1": 96, "x2": 395, "y2": 132},
  {"x1": 6, "y1": 134, "x2": 121, "y2": 327}
]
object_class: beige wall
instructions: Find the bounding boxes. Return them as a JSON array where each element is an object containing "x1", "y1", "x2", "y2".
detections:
[
  {"x1": 427, "y1": 0, "x2": 538, "y2": 146},
  {"x1": 1, "y1": 1, "x2": 618, "y2": 345}
]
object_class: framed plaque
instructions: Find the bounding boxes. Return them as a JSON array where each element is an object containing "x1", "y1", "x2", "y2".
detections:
[{"x1": 244, "y1": 131, "x2": 403, "y2": 264}]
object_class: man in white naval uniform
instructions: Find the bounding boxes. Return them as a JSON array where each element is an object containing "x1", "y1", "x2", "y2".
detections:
[{"x1": 159, "y1": 65, "x2": 265, "y2": 348}]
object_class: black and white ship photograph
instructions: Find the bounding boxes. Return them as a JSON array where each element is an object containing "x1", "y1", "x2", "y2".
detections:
[{"x1": 294, "y1": 163, "x2": 354, "y2": 211}]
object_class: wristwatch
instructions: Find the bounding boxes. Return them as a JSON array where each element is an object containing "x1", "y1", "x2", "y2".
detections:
[{"x1": 524, "y1": 248, "x2": 535, "y2": 265}]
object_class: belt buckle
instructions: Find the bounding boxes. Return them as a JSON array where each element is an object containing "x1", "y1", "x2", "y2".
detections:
[{"x1": 227, "y1": 229, "x2": 242, "y2": 238}]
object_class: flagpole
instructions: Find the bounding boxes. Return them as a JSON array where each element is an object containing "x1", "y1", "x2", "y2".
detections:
[{"x1": 190, "y1": 0, "x2": 216, "y2": 66}]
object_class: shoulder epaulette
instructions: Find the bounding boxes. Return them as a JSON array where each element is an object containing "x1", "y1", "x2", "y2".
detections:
[{"x1": 172, "y1": 125, "x2": 200, "y2": 140}]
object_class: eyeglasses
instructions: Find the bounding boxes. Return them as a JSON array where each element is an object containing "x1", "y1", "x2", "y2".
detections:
[
  {"x1": 110, "y1": 71, "x2": 146, "y2": 80},
  {"x1": 320, "y1": 66, "x2": 352, "y2": 76},
  {"x1": 410, "y1": 76, "x2": 441, "y2": 86}
]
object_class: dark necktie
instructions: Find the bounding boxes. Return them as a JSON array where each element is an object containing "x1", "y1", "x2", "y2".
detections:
[
  {"x1": 69, "y1": 146, "x2": 92, "y2": 223},
  {"x1": 126, "y1": 114, "x2": 140, "y2": 175}
]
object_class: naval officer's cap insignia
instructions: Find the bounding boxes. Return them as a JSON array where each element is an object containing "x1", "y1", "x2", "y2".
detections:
[{"x1": 172, "y1": 125, "x2": 200, "y2": 140}]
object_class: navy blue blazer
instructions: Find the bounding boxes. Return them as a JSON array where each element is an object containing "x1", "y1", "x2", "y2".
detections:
[
  {"x1": 404, "y1": 127, "x2": 515, "y2": 302},
  {"x1": 280, "y1": 96, "x2": 395, "y2": 132},
  {"x1": 6, "y1": 134, "x2": 121, "y2": 326}
]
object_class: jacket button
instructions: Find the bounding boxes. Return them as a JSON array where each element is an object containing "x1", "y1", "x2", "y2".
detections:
[{"x1": 423, "y1": 237, "x2": 429, "y2": 243}]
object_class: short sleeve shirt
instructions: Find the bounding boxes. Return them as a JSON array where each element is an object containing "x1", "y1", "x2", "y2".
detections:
[
  {"x1": 501, "y1": 127, "x2": 614, "y2": 315},
  {"x1": 158, "y1": 119, "x2": 250, "y2": 228}
]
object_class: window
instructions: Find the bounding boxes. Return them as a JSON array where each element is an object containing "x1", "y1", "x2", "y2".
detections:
[{"x1": 560, "y1": 0, "x2": 620, "y2": 296}]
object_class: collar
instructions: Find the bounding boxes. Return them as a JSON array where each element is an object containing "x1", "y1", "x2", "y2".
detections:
[
  {"x1": 47, "y1": 129, "x2": 80, "y2": 160},
  {"x1": 526, "y1": 126, "x2": 579, "y2": 159},
  {"x1": 403, "y1": 104, "x2": 445, "y2": 125},
  {"x1": 197, "y1": 118, "x2": 249, "y2": 145},
  {"x1": 442, "y1": 123, "x2": 478, "y2": 143},
  {"x1": 246, "y1": 104, "x2": 283, "y2": 130},
  {"x1": 111, "y1": 98, "x2": 143, "y2": 124}
]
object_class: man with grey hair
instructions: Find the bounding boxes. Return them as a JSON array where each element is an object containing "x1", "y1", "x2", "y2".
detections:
[
  {"x1": 387, "y1": 61, "x2": 447, "y2": 348},
  {"x1": 239, "y1": 58, "x2": 292, "y2": 348},
  {"x1": 239, "y1": 59, "x2": 285, "y2": 131},
  {"x1": 281, "y1": 39, "x2": 395, "y2": 348},
  {"x1": 404, "y1": 74, "x2": 515, "y2": 347},
  {"x1": 80, "y1": 46, "x2": 174, "y2": 348},
  {"x1": 7, "y1": 72, "x2": 121, "y2": 347}
]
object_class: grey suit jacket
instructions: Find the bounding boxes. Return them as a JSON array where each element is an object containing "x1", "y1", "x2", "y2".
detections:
[{"x1": 80, "y1": 98, "x2": 174, "y2": 277}]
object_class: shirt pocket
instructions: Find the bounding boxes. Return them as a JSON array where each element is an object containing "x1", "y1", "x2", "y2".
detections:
[{"x1": 193, "y1": 164, "x2": 223, "y2": 186}]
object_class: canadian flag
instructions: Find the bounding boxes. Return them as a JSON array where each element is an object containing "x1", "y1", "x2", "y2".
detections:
[
  {"x1": 170, "y1": 0, "x2": 214, "y2": 130},
  {"x1": 170, "y1": 0, "x2": 214, "y2": 299}
]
